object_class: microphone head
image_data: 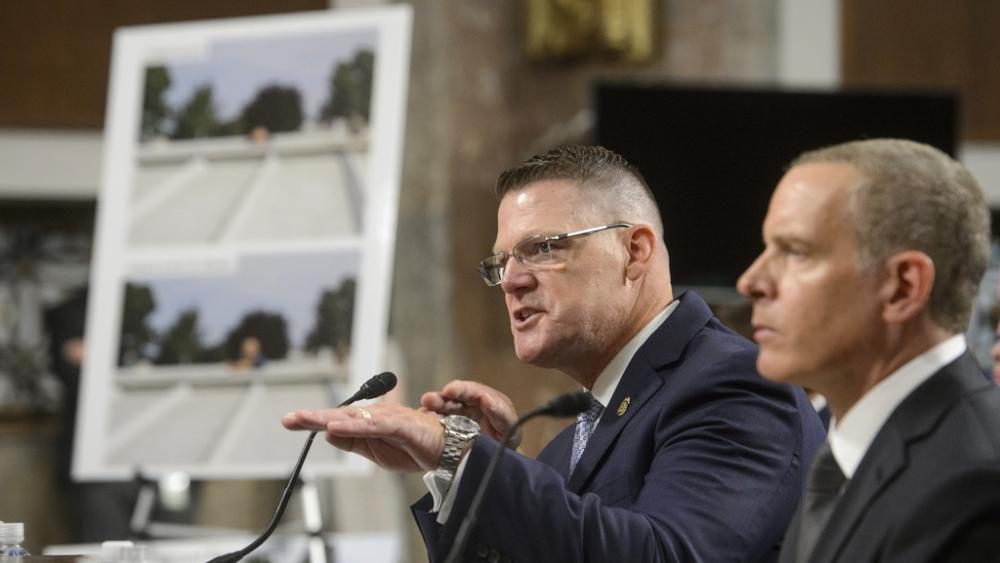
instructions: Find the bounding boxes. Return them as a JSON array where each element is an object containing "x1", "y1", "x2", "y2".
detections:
[
  {"x1": 360, "y1": 371, "x2": 397, "y2": 399},
  {"x1": 543, "y1": 390, "x2": 594, "y2": 417},
  {"x1": 374, "y1": 371, "x2": 397, "y2": 394}
]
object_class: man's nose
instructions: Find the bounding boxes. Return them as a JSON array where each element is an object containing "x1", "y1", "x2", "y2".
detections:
[
  {"x1": 737, "y1": 254, "x2": 772, "y2": 301},
  {"x1": 500, "y1": 257, "x2": 536, "y2": 293}
]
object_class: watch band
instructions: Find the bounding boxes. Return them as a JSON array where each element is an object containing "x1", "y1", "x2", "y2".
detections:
[{"x1": 436, "y1": 415, "x2": 480, "y2": 481}]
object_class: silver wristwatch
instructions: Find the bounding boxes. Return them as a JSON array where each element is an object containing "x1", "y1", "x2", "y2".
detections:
[{"x1": 436, "y1": 415, "x2": 480, "y2": 480}]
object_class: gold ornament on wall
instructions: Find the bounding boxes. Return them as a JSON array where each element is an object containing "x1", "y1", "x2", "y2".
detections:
[{"x1": 525, "y1": 0, "x2": 654, "y2": 62}]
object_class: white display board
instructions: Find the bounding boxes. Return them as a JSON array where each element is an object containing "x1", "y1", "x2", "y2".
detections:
[{"x1": 74, "y1": 6, "x2": 411, "y2": 480}]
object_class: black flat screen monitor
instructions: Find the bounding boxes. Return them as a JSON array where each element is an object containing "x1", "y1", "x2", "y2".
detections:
[{"x1": 594, "y1": 83, "x2": 957, "y2": 298}]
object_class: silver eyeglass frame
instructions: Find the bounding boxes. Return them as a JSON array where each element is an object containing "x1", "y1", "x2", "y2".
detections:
[{"x1": 478, "y1": 222, "x2": 633, "y2": 286}]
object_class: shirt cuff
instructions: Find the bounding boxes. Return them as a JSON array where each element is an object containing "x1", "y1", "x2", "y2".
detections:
[{"x1": 421, "y1": 450, "x2": 472, "y2": 524}]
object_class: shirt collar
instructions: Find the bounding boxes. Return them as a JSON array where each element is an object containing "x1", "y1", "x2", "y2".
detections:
[
  {"x1": 828, "y1": 333, "x2": 966, "y2": 478},
  {"x1": 589, "y1": 299, "x2": 679, "y2": 408}
]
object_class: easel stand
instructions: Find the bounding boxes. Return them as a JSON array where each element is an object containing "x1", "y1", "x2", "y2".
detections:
[
  {"x1": 298, "y1": 475, "x2": 329, "y2": 563},
  {"x1": 128, "y1": 471, "x2": 331, "y2": 563}
]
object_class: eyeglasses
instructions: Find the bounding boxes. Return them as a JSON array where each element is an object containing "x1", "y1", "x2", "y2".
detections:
[{"x1": 478, "y1": 223, "x2": 633, "y2": 286}]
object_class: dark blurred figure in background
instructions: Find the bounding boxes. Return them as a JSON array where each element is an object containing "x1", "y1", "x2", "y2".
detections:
[{"x1": 45, "y1": 286, "x2": 199, "y2": 543}]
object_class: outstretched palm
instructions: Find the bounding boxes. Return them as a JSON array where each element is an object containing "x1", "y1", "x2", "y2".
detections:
[{"x1": 284, "y1": 404, "x2": 445, "y2": 473}]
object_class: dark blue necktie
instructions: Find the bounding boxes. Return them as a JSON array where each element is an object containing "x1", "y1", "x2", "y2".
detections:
[{"x1": 569, "y1": 393, "x2": 604, "y2": 475}]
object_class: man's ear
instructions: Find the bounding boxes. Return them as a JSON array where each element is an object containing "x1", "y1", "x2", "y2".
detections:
[
  {"x1": 625, "y1": 225, "x2": 658, "y2": 281},
  {"x1": 880, "y1": 250, "x2": 935, "y2": 324}
]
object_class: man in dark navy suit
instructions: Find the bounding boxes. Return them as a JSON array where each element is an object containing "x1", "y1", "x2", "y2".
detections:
[
  {"x1": 739, "y1": 139, "x2": 1000, "y2": 563},
  {"x1": 284, "y1": 145, "x2": 824, "y2": 562}
]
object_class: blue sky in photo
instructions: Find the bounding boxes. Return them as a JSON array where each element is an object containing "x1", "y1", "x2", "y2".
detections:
[
  {"x1": 131, "y1": 250, "x2": 360, "y2": 348},
  {"x1": 160, "y1": 29, "x2": 377, "y2": 122}
]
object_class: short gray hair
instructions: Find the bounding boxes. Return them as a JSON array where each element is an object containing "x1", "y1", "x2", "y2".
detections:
[
  {"x1": 495, "y1": 145, "x2": 664, "y2": 238},
  {"x1": 793, "y1": 138, "x2": 990, "y2": 333}
]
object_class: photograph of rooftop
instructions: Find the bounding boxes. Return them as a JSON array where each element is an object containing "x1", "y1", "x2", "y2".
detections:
[{"x1": 129, "y1": 29, "x2": 376, "y2": 246}]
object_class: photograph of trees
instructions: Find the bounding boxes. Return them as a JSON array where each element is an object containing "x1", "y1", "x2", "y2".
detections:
[
  {"x1": 127, "y1": 30, "x2": 377, "y2": 247},
  {"x1": 117, "y1": 250, "x2": 358, "y2": 373},
  {"x1": 141, "y1": 47, "x2": 374, "y2": 141}
]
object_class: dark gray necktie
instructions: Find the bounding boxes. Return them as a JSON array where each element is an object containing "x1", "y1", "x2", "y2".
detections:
[{"x1": 797, "y1": 442, "x2": 848, "y2": 562}]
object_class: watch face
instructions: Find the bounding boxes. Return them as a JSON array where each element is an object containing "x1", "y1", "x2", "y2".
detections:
[{"x1": 444, "y1": 415, "x2": 480, "y2": 434}]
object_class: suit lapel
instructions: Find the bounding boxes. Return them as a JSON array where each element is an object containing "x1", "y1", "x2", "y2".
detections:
[
  {"x1": 566, "y1": 291, "x2": 713, "y2": 493},
  {"x1": 778, "y1": 508, "x2": 805, "y2": 563},
  {"x1": 537, "y1": 425, "x2": 575, "y2": 481},
  {"x1": 809, "y1": 352, "x2": 985, "y2": 563},
  {"x1": 567, "y1": 354, "x2": 663, "y2": 492},
  {"x1": 808, "y1": 425, "x2": 907, "y2": 563}
]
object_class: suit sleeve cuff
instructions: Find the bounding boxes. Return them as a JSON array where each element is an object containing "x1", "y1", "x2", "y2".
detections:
[{"x1": 421, "y1": 449, "x2": 473, "y2": 523}]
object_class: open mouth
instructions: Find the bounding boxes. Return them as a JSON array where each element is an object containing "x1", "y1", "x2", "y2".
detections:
[{"x1": 514, "y1": 308, "x2": 540, "y2": 323}]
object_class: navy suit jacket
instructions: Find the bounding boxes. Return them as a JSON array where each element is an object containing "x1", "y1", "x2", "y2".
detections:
[
  {"x1": 413, "y1": 291, "x2": 825, "y2": 562},
  {"x1": 779, "y1": 352, "x2": 1000, "y2": 563}
]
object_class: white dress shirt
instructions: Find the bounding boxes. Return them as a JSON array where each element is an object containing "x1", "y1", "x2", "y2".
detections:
[
  {"x1": 424, "y1": 299, "x2": 680, "y2": 523},
  {"x1": 588, "y1": 299, "x2": 679, "y2": 422},
  {"x1": 828, "y1": 334, "x2": 966, "y2": 479}
]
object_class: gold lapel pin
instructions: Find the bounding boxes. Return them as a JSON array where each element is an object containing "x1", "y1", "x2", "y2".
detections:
[{"x1": 617, "y1": 396, "x2": 631, "y2": 417}]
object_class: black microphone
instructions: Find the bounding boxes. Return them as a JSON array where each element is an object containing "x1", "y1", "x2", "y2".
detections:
[
  {"x1": 206, "y1": 371, "x2": 398, "y2": 563},
  {"x1": 443, "y1": 390, "x2": 592, "y2": 563},
  {"x1": 341, "y1": 371, "x2": 397, "y2": 405}
]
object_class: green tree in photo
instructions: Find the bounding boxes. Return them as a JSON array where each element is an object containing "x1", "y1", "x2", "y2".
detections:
[
  {"x1": 320, "y1": 49, "x2": 374, "y2": 124},
  {"x1": 140, "y1": 65, "x2": 172, "y2": 141},
  {"x1": 172, "y1": 84, "x2": 220, "y2": 140},
  {"x1": 305, "y1": 278, "x2": 356, "y2": 362},
  {"x1": 241, "y1": 84, "x2": 304, "y2": 134},
  {"x1": 213, "y1": 115, "x2": 247, "y2": 138},
  {"x1": 119, "y1": 283, "x2": 157, "y2": 366},
  {"x1": 156, "y1": 309, "x2": 204, "y2": 365},
  {"x1": 224, "y1": 310, "x2": 290, "y2": 362}
]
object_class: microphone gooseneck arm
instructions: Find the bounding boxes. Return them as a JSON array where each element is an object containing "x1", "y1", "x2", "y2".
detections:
[
  {"x1": 443, "y1": 390, "x2": 592, "y2": 563},
  {"x1": 205, "y1": 371, "x2": 398, "y2": 563}
]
